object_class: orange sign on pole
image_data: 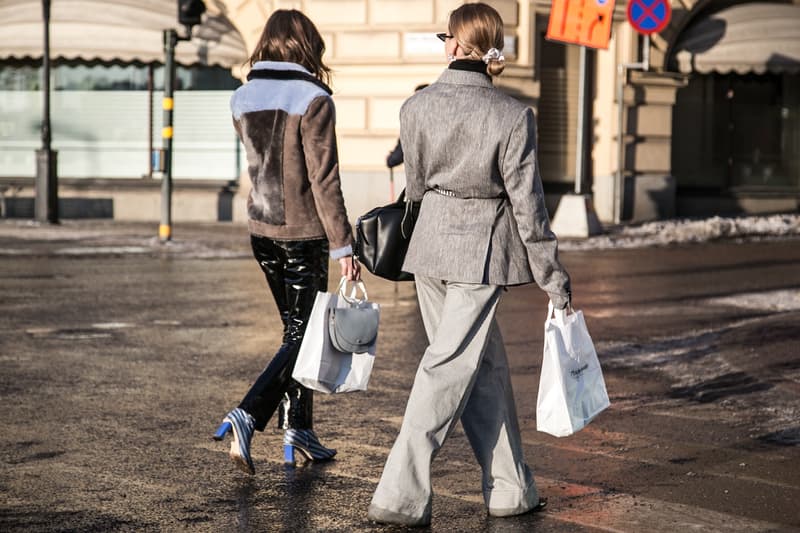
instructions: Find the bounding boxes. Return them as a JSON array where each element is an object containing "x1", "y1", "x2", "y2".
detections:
[{"x1": 546, "y1": 0, "x2": 616, "y2": 50}]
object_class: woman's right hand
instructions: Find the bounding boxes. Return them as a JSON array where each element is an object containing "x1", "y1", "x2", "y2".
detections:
[{"x1": 339, "y1": 255, "x2": 361, "y2": 281}]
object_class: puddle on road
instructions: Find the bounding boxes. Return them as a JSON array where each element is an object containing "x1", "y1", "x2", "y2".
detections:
[
  {"x1": 597, "y1": 314, "x2": 799, "y2": 443},
  {"x1": 25, "y1": 325, "x2": 129, "y2": 340},
  {"x1": 757, "y1": 427, "x2": 800, "y2": 446},
  {"x1": 24, "y1": 320, "x2": 188, "y2": 339},
  {"x1": 668, "y1": 371, "x2": 773, "y2": 403},
  {"x1": 25, "y1": 328, "x2": 113, "y2": 340}
]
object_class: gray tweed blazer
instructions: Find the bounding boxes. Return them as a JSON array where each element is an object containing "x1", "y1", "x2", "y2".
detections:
[{"x1": 400, "y1": 67, "x2": 571, "y2": 308}]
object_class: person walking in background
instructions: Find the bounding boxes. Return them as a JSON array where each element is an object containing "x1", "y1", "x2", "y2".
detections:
[
  {"x1": 213, "y1": 9, "x2": 360, "y2": 475},
  {"x1": 385, "y1": 138, "x2": 404, "y2": 169},
  {"x1": 385, "y1": 84, "x2": 429, "y2": 169},
  {"x1": 368, "y1": 3, "x2": 571, "y2": 527}
]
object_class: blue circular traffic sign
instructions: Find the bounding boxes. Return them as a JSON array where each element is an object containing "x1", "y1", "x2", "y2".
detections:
[{"x1": 627, "y1": 0, "x2": 671, "y2": 35}]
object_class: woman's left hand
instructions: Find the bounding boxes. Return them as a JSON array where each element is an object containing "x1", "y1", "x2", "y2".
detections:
[{"x1": 339, "y1": 256, "x2": 361, "y2": 281}]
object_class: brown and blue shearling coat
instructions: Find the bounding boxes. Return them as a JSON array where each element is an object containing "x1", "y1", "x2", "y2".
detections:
[{"x1": 231, "y1": 61, "x2": 353, "y2": 259}]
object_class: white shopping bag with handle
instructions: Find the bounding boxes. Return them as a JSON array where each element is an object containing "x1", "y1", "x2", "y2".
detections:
[
  {"x1": 536, "y1": 302, "x2": 610, "y2": 437},
  {"x1": 293, "y1": 278, "x2": 379, "y2": 393}
]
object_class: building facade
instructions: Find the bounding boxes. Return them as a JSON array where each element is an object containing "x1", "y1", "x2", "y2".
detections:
[{"x1": 1, "y1": 0, "x2": 798, "y2": 223}]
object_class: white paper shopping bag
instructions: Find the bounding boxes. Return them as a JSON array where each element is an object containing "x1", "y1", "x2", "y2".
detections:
[
  {"x1": 292, "y1": 279, "x2": 379, "y2": 393},
  {"x1": 536, "y1": 302, "x2": 610, "y2": 437}
]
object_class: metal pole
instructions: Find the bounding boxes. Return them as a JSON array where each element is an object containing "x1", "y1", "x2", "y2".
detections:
[
  {"x1": 574, "y1": 45, "x2": 589, "y2": 195},
  {"x1": 147, "y1": 64, "x2": 154, "y2": 177},
  {"x1": 35, "y1": 0, "x2": 58, "y2": 223},
  {"x1": 389, "y1": 167, "x2": 395, "y2": 202},
  {"x1": 160, "y1": 29, "x2": 177, "y2": 242}
]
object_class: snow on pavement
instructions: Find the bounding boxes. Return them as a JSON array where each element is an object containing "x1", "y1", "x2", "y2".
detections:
[
  {"x1": 0, "y1": 213, "x2": 798, "y2": 256},
  {"x1": 559, "y1": 213, "x2": 800, "y2": 251}
]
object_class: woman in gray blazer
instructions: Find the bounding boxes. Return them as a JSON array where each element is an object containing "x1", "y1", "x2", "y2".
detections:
[{"x1": 368, "y1": 3, "x2": 571, "y2": 527}]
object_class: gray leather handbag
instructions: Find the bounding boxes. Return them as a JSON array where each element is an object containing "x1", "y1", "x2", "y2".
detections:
[{"x1": 328, "y1": 280, "x2": 379, "y2": 353}]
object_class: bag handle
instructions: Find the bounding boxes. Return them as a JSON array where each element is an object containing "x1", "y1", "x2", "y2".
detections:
[
  {"x1": 546, "y1": 300, "x2": 574, "y2": 326},
  {"x1": 337, "y1": 276, "x2": 369, "y2": 305},
  {"x1": 396, "y1": 189, "x2": 415, "y2": 240}
]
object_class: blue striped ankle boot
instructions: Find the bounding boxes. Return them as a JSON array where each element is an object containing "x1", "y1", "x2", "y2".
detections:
[
  {"x1": 283, "y1": 428, "x2": 337, "y2": 466},
  {"x1": 213, "y1": 408, "x2": 256, "y2": 475}
]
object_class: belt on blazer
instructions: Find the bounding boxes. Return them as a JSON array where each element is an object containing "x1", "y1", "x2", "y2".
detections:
[
  {"x1": 430, "y1": 186, "x2": 507, "y2": 200},
  {"x1": 433, "y1": 186, "x2": 457, "y2": 197}
]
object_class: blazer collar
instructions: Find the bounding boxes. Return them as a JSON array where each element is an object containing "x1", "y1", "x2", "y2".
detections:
[{"x1": 436, "y1": 67, "x2": 494, "y2": 89}]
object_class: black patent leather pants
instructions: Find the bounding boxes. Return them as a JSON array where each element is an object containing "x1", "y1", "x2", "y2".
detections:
[{"x1": 238, "y1": 235, "x2": 329, "y2": 432}]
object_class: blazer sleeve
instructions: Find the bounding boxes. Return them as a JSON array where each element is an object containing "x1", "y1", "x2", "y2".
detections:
[
  {"x1": 300, "y1": 95, "x2": 354, "y2": 258},
  {"x1": 501, "y1": 108, "x2": 571, "y2": 308},
  {"x1": 399, "y1": 100, "x2": 425, "y2": 202}
]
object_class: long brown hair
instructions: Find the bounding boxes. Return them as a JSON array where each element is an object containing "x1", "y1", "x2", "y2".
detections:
[
  {"x1": 249, "y1": 10, "x2": 332, "y2": 85},
  {"x1": 449, "y1": 3, "x2": 505, "y2": 76}
]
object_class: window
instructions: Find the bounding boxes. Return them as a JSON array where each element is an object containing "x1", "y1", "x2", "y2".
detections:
[{"x1": 0, "y1": 63, "x2": 241, "y2": 91}]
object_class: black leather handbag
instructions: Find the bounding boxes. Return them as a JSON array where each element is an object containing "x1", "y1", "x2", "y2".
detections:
[{"x1": 355, "y1": 190, "x2": 419, "y2": 282}]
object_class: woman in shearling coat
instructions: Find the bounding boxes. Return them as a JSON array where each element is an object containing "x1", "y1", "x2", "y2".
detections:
[
  {"x1": 213, "y1": 9, "x2": 359, "y2": 475},
  {"x1": 368, "y1": 3, "x2": 571, "y2": 527}
]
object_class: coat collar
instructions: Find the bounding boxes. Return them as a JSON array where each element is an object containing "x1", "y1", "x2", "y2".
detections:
[
  {"x1": 247, "y1": 61, "x2": 332, "y2": 95},
  {"x1": 251, "y1": 60, "x2": 310, "y2": 74},
  {"x1": 435, "y1": 66, "x2": 494, "y2": 89}
]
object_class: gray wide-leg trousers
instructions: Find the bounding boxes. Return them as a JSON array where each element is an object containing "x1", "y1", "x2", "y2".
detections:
[{"x1": 369, "y1": 276, "x2": 538, "y2": 523}]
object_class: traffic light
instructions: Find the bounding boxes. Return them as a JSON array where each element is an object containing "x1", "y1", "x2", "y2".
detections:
[{"x1": 178, "y1": 0, "x2": 206, "y2": 28}]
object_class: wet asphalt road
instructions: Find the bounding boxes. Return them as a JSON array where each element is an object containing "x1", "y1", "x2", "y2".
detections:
[{"x1": 1, "y1": 221, "x2": 799, "y2": 532}]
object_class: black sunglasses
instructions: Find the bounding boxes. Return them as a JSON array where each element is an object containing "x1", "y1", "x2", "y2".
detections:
[{"x1": 436, "y1": 33, "x2": 453, "y2": 42}]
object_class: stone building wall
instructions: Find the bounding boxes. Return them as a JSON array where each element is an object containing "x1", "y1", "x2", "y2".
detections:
[{"x1": 221, "y1": 0, "x2": 531, "y2": 220}]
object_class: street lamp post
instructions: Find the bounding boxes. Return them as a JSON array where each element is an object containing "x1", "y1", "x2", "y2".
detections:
[{"x1": 35, "y1": 0, "x2": 58, "y2": 224}]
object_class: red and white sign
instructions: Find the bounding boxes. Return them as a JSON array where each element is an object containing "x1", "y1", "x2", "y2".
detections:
[{"x1": 627, "y1": 0, "x2": 672, "y2": 35}]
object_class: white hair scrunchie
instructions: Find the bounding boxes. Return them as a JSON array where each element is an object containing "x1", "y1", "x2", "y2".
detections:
[{"x1": 482, "y1": 48, "x2": 505, "y2": 64}]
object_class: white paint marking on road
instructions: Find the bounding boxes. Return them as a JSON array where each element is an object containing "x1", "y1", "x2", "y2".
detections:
[
  {"x1": 0, "y1": 249, "x2": 35, "y2": 255},
  {"x1": 54, "y1": 246, "x2": 150, "y2": 255},
  {"x1": 25, "y1": 324, "x2": 128, "y2": 339},
  {"x1": 91, "y1": 322, "x2": 135, "y2": 329},
  {"x1": 25, "y1": 327, "x2": 58, "y2": 335},
  {"x1": 0, "y1": 355, "x2": 32, "y2": 362}
]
